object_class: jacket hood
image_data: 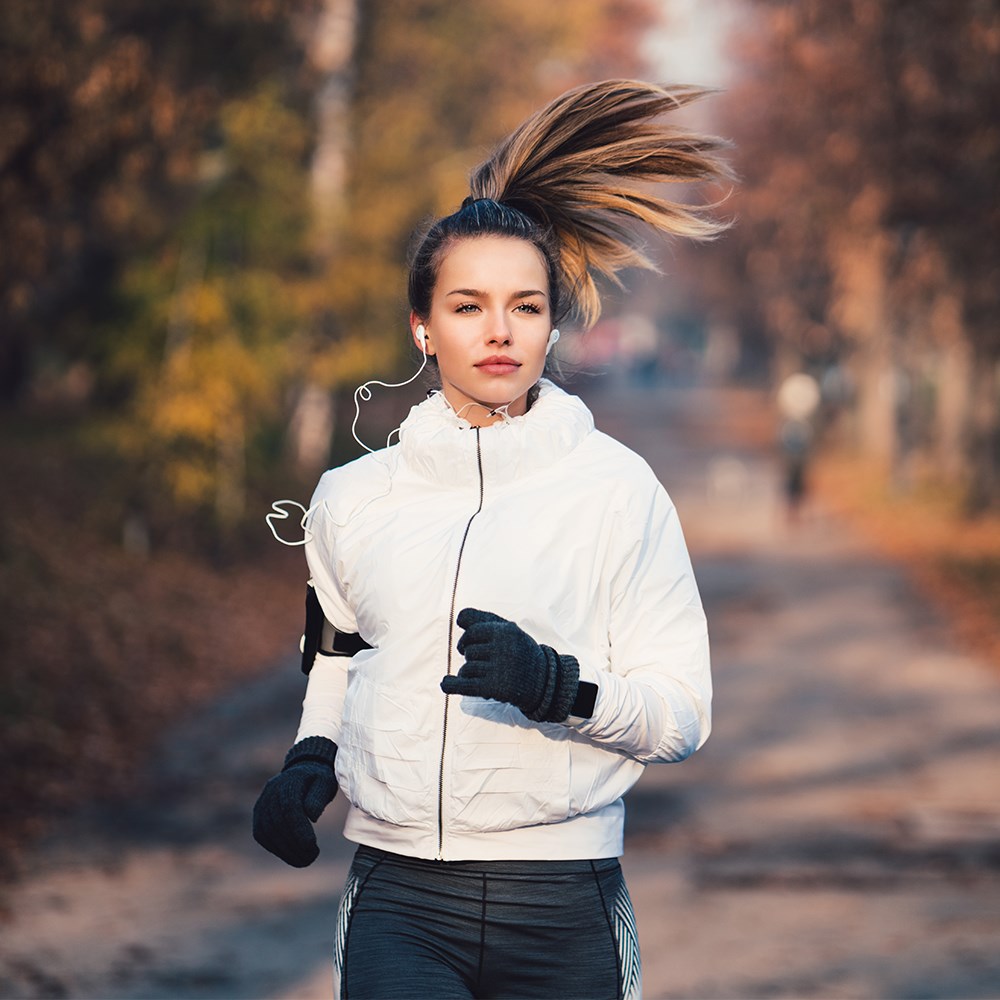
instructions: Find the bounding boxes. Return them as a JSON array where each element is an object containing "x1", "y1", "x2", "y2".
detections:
[{"x1": 397, "y1": 380, "x2": 595, "y2": 488}]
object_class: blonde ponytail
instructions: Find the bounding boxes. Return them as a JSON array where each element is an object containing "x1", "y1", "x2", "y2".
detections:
[{"x1": 409, "y1": 80, "x2": 731, "y2": 329}]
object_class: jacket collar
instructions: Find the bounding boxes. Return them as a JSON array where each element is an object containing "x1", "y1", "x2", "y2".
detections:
[{"x1": 398, "y1": 380, "x2": 594, "y2": 488}]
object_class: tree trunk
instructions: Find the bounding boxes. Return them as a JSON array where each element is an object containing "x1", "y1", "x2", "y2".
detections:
[
  {"x1": 829, "y1": 215, "x2": 896, "y2": 466},
  {"x1": 286, "y1": 0, "x2": 358, "y2": 476},
  {"x1": 309, "y1": 0, "x2": 358, "y2": 257},
  {"x1": 964, "y1": 352, "x2": 1000, "y2": 513},
  {"x1": 288, "y1": 382, "x2": 335, "y2": 473},
  {"x1": 216, "y1": 412, "x2": 247, "y2": 531},
  {"x1": 930, "y1": 295, "x2": 971, "y2": 486}
]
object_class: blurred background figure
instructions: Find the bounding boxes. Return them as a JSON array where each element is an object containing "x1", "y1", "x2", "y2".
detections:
[
  {"x1": 619, "y1": 312, "x2": 661, "y2": 387},
  {"x1": 776, "y1": 371, "x2": 821, "y2": 523}
]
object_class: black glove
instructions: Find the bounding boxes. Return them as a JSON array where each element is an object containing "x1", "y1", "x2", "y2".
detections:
[
  {"x1": 441, "y1": 608, "x2": 580, "y2": 723},
  {"x1": 252, "y1": 736, "x2": 338, "y2": 868}
]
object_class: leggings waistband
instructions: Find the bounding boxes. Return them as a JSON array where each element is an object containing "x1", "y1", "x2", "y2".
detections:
[{"x1": 354, "y1": 843, "x2": 620, "y2": 878}]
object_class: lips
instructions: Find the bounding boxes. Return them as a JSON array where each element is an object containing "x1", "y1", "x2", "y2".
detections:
[{"x1": 475, "y1": 355, "x2": 521, "y2": 375}]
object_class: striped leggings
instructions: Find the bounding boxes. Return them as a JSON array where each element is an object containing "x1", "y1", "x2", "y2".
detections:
[{"x1": 334, "y1": 845, "x2": 641, "y2": 999}]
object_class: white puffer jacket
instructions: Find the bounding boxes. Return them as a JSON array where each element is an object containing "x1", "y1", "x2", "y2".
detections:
[{"x1": 296, "y1": 381, "x2": 711, "y2": 861}]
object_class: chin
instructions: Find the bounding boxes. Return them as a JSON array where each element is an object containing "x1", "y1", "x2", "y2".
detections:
[
  {"x1": 444, "y1": 371, "x2": 542, "y2": 417},
  {"x1": 461, "y1": 380, "x2": 530, "y2": 406}
]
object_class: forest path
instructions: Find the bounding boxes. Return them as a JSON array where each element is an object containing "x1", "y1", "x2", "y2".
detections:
[{"x1": 1, "y1": 377, "x2": 999, "y2": 999}]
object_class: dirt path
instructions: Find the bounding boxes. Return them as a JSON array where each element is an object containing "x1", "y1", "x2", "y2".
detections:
[{"x1": 2, "y1": 378, "x2": 999, "y2": 1000}]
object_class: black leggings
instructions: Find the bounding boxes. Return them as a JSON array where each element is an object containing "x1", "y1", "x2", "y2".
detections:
[{"x1": 334, "y1": 846, "x2": 641, "y2": 999}]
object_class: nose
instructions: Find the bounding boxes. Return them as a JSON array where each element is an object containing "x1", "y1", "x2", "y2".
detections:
[{"x1": 486, "y1": 312, "x2": 512, "y2": 346}]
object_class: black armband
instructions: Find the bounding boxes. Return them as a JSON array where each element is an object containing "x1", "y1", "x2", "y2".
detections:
[{"x1": 300, "y1": 585, "x2": 371, "y2": 674}]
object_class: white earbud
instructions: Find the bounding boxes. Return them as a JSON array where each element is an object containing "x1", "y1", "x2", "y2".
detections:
[
  {"x1": 415, "y1": 324, "x2": 427, "y2": 352},
  {"x1": 546, "y1": 328, "x2": 561, "y2": 354}
]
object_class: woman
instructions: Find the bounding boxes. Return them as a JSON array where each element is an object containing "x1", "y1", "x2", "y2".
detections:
[{"x1": 253, "y1": 80, "x2": 728, "y2": 999}]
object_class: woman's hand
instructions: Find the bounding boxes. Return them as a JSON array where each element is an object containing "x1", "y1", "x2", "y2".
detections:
[
  {"x1": 252, "y1": 736, "x2": 338, "y2": 867},
  {"x1": 442, "y1": 608, "x2": 580, "y2": 723}
]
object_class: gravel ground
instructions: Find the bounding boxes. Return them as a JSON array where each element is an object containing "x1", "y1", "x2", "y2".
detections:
[{"x1": 2, "y1": 377, "x2": 998, "y2": 1000}]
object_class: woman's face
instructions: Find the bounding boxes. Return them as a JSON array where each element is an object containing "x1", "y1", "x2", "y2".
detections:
[{"x1": 412, "y1": 235, "x2": 552, "y2": 425}]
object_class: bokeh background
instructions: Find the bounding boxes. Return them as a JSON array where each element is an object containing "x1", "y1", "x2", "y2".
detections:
[{"x1": 1, "y1": 2, "x2": 998, "y2": 997}]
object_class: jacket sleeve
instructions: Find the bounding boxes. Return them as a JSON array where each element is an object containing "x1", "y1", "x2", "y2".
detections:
[
  {"x1": 294, "y1": 655, "x2": 347, "y2": 744},
  {"x1": 303, "y1": 476, "x2": 358, "y2": 635},
  {"x1": 294, "y1": 480, "x2": 358, "y2": 745},
  {"x1": 569, "y1": 481, "x2": 712, "y2": 764}
]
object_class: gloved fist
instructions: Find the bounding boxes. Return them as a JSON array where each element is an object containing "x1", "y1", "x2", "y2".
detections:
[
  {"x1": 441, "y1": 608, "x2": 580, "y2": 723},
  {"x1": 252, "y1": 736, "x2": 338, "y2": 868}
]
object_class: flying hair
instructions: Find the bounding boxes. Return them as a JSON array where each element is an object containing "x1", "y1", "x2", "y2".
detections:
[{"x1": 466, "y1": 79, "x2": 732, "y2": 329}]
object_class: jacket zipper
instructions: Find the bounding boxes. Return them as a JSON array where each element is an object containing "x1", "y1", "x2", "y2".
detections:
[{"x1": 437, "y1": 428, "x2": 485, "y2": 859}]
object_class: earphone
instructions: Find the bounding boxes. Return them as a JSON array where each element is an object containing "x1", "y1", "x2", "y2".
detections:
[
  {"x1": 267, "y1": 327, "x2": 425, "y2": 544},
  {"x1": 267, "y1": 322, "x2": 560, "y2": 545}
]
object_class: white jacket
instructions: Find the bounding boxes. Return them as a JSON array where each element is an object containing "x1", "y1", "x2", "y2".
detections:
[{"x1": 296, "y1": 381, "x2": 711, "y2": 861}]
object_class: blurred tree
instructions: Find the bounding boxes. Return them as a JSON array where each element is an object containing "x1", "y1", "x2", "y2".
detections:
[
  {"x1": 0, "y1": 0, "x2": 321, "y2": 407},
  {"x1": 695, "y1": 0, "x2": 999, "y2": 508},
  {"x1": 111, "y1": 85, "x2": 316, "y2": 530}
]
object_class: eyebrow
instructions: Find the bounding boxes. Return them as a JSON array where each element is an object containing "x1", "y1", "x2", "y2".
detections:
[{"x1": 445, "y1": 288, "x2": 548, "y2": 298}]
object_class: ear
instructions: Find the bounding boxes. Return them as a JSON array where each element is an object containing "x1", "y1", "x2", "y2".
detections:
[{"x1": 409, "y1": 311, "x2": 434, "y2": 355}]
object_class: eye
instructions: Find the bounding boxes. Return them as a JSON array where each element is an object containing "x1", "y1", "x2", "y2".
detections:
[
  {"x1": 515, "y1": 302, "x2": 542, "y2": 314},
  {"x1": 455, "y1": 303, "x2": 480, "y2": 314}
]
